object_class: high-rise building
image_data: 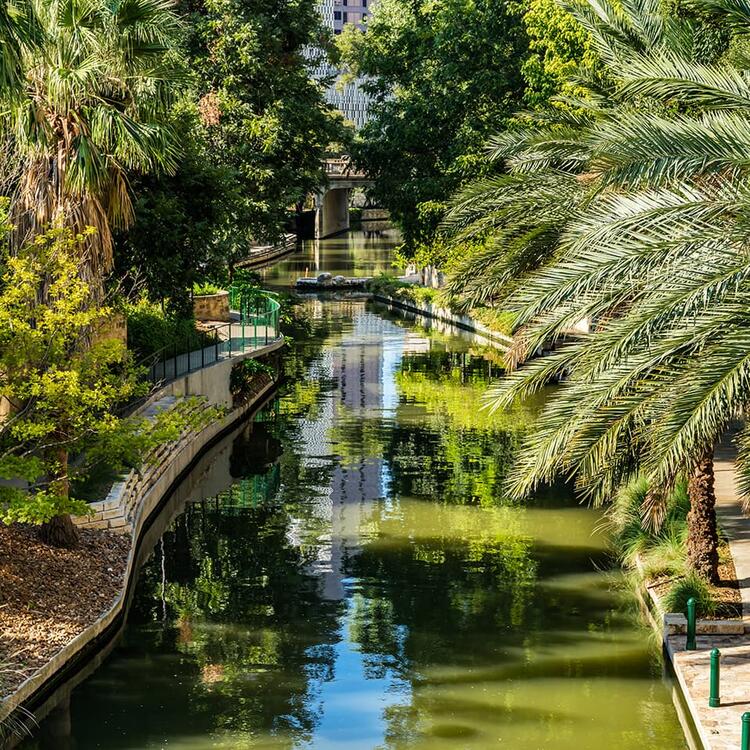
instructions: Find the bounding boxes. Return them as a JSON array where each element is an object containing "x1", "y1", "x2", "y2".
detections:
[
  {"x1": 332, "y1": 0, "x2": 370, "y2": 33},
  {"x1": 313, "y1": 0, "x2": 375, "y2": 129}
]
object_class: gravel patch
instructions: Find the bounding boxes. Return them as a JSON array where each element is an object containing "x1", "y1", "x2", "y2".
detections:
[{"x1": 0, "y1": 523, "x2": 130, "y2": 698}]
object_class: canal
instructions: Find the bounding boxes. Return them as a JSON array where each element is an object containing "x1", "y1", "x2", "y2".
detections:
[{"x1": 22, "y1": 231, "x2": 686, "y2": 749}]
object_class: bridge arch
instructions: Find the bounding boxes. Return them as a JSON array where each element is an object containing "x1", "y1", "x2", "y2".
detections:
[{"x1": 314, "y1": 158, "x2": 374, "y2": 238}]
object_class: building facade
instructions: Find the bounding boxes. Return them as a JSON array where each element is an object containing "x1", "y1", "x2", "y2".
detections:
[
  {"x1": 314, "y1": 0, "x2": 375, "y2": 129},
  {"x1": 332, "y1": 0, "x2": 370, "y2": 33}
]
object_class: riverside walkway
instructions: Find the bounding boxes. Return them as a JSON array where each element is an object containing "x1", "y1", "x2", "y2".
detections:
[
  {"x1": 665, "y1": 444, "x2": 750, "y2": 750},
  {"x1": 146, "y1": 289, "x2": 281, "y2": 386}
]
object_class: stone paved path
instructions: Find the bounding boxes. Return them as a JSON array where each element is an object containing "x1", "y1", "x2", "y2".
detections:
[
  {"x1": 667, "y1": 442, "x2": 750, "y2": 750},
  {"x1": 668, "y1": 634, "x2": 750, "y2": 750}
]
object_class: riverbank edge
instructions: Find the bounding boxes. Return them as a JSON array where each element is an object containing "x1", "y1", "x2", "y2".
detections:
[
  {"x1": 635, "y1": 556, "x2": 747, "y2": 750},
  {"x1": 0, "y1": 338, "x2": 284, "y2": 731},
  {"x1": 371, "y1": 293, "x2": 514, "y2": 350}
]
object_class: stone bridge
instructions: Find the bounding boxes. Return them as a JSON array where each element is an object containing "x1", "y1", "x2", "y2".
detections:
[{"x1": 314, "y1": 157, "x2": 373, "y2": 238}]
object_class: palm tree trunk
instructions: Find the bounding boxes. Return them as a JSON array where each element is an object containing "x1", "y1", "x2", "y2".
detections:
[
  {"x1": 687, "y1": 450, "x2": 719, "y2": 584},
  {"x1": 38, "y1": 447, "x2": 79, "y2": 549}
]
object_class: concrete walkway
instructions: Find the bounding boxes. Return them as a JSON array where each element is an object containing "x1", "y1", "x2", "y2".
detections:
[
  {"x1": 666, "y1": 443, "x2": 750, "y2": 749},
  {"x1": 714, "y1": 442, "x2": 750, "y2": 622}
]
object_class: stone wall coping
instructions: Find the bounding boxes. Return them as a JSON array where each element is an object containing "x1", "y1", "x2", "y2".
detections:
[{"x1": 192, "y1": 291, "x2": 228, "y2": 300}]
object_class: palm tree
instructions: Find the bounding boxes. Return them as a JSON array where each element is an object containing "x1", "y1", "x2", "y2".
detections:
[
  {"x1": 0, "y1": 0, "x2": 39, "y2": 94},
  {"x1": 0, "y1": 0, "x2": 183, "y2": 286},
  {"x1": 443, "y1": 0, "x2": 750, "y2": 582}
]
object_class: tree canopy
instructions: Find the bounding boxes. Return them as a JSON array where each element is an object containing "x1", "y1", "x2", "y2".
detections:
[
  {"x1": 0, "y1": 0, "x2": 184, "y2": 286},
  {"x1": 337, "y1": 0, "x2": 529, "y2": 248},
  {"x1": 115, "y1": 0, "x2": 349, "y2": 309}
]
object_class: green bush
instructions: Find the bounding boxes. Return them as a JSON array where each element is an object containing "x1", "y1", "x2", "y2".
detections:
[
  {"x1": 193, "y1": 281, "x2": 223, "y2": 295},
  {"x1": 366, "y1": 273, "x2": 412, "y2": 297},
  {"x1": 410, "y1": 286, "x2": 438, "y2": 303},
  {"x1": 608, "y1": 476, "x2": 721, "y2": 616},
  {"x1": 126, "y1": 299, "x2": 211, "y2": 359},
  {"x1": 663, "y1": 573, "x2": 716, "y2": 617},
  {"x1": 472, "y1": 307, "x2": 516, "y2": 337},
  {"x1": 608, "y1": 476, "x2": 692, "y2": 578},
  {"x1": 367, "y1": 275, "x2": 517, "y2": 338}
]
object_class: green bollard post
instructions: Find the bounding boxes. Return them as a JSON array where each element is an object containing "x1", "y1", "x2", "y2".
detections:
[
  {"x1": 709, "y1": 648, "x2": 720, "y2": 707},
  {"x1": 742, "y1": 712, "x2": 750, "y2": 750},
  {"x1": 686, "y1": 597, "x2": 697, "y2": 651}
]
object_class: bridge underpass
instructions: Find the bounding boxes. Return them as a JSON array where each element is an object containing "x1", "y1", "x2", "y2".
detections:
[{"x1": 314, "y1": 159, "x2": 373, "y2": 238}]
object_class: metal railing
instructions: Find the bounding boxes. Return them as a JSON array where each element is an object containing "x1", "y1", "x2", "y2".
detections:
[
  {"x1": 324, "y1": 157, "x2": 367, "y2": 179},
  {"x1": 144, "y1": 291, "x2": 281, "y2": 386}
]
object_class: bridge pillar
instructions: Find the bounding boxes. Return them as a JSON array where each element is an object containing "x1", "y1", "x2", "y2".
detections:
[{"x1": 315, "y1": 187, "x2": 350, "y2": 239}]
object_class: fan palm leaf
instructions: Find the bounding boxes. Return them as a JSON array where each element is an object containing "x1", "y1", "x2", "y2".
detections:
[{"x1": 0, "y1": 0, "x2": 184, "y2": 285}]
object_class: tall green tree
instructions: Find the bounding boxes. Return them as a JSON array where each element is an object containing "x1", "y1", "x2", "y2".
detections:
[
  {"x1": 0, "y1": 219, "x2": 211, "y2": 547},
  {"x1": 337, "y1": 0, "x2": 528, "y2": 249},
  {"x1": 115, "y1": 0, "x2": 348, "y2": 308},
  {"x1": 0, "y1": 0, "x2": 184, "y2": 286}
]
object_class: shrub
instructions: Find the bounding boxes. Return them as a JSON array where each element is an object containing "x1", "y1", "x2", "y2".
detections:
[
  {"x1": 608, "y1": 476, "x2": 690, "y2": 577},
  {"x1": 410, "y1": 286, "x2": 438, "y2": 303},
  {"x1": 472, "y1": 307, "x2": 516, "y2": 337},
  {"x1": 193, "y1": 281, "x2": 223, "y2": 295},
  {"x1": 366, "y1": 273, "x2": 412, "y2": 297},
  {"x1": 663, "y1": 573, "x2": 716, "y2": 617},
  {"x1": 126, "y1": 299, "x2": 211, "y2": 359}
]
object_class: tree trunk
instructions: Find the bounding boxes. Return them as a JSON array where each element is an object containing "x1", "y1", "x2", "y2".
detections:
[
  {"x1": 687, "y1": 451, "x2": 719, "y2": 584},
  {"x1": 38, "y1": 513, "x2": 79, "y2": 548},
  {"x1": 38, "y1": 447, "x2": 79, "y2": 549}
]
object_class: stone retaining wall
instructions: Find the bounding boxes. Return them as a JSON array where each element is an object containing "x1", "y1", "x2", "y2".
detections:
[
  {"x1": 0, "y1": 338, "x2": 283, "y2": 728},
  {"x1": 372, "y1": 294, "x2": 514, "y2": 350},
  {"x1": 193, "y1": 291, "x2": 231, "y2": 321}
]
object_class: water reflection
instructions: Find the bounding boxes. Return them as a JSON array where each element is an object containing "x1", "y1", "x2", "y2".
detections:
[
  {"x1": 259, "y1": 229, "x2": 401, "y2": 288},
  {"x1": 22, "y1": 300, "x2": 685, "y2": 750}
]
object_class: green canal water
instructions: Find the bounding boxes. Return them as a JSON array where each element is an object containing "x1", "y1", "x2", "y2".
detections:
[
  {"x1": 258, "y1": 227, "x2": 401, "y2": 288},
  {"x1": 22, "y1": 235, "x2": 686, "y2": 750}
]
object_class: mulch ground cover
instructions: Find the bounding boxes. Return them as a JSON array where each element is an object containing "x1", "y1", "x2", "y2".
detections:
[{"x1": 0, "y1": 523, "x2": 130, "y2": 698}]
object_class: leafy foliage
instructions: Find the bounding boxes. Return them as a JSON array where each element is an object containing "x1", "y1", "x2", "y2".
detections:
[
  {"x1": 114, "y1": 102, "x2": 240, "y2": 315},
  {"x1": 662, "y1": 573, "x2": 716, "y2": 617},
  {"x1": 338, "y1": 0, "x2": 529, "y2": 248},
  {"x1": 115, "y1": 0, "x2": 348, "y2": 309},
  {"x1": 521, "y1": 0, "x2": 598, "y2": 106},
  {"x1": 125, "y1": 298, "x2": 212, "y2": 360},
  {"x1": 0, "y1": 0, "x2": 184, "y2": 285},
  {"x1": 0, "y1": 225, "x2": 215, "y2": 535}
]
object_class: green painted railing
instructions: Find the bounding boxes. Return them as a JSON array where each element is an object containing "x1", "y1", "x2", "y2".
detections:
[
  {"x1": 146, "y1": 289, "x2": 281, "y2": 385},
  {"x1": 229, "y1": 286, "x2": 280, "y2": 329}
]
